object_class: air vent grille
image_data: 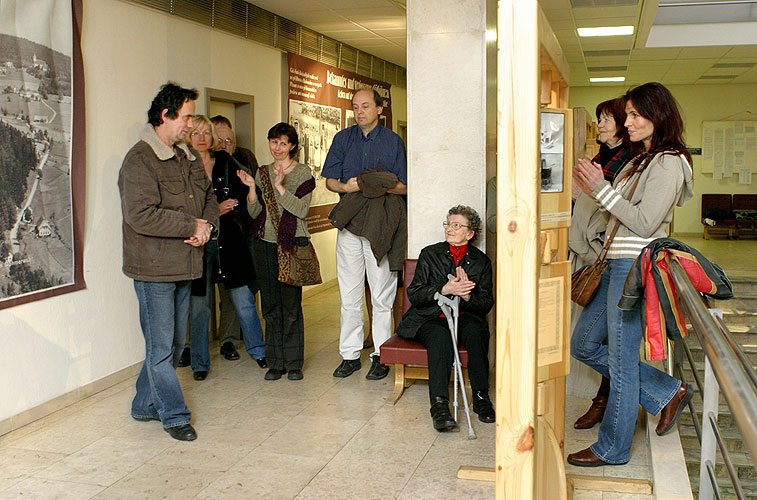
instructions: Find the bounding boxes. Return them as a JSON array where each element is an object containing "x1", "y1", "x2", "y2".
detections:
[
  {"x1": 584, "y1": 49, "x2": 631, "y2": 57},
  {"x1": 587, "y1": 65, "x2": 628, "y2": 72},
  {"x1": 123, "y1": 0, "x2": 406, "y2": 86}
]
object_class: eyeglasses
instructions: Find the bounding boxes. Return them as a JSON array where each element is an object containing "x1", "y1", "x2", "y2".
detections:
[
  {"x1": 191, "y1": 131, "x2": 212, "y2": 137},
  {"x1": 443, "y1": 221, "x2": 469, "y2": 230},
  {"x1": 218, "y1": 138, "x2": 235, "y2": 145}
]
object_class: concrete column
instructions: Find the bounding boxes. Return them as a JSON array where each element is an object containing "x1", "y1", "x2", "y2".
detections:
[{"x1": 406, "y1": 0, "x2": 494, "y2": 256}]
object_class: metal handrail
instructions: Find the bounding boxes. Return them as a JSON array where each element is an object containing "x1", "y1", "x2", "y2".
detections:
[{"x1": 667, "y1": 256, "x2": 757, "y2": 463}]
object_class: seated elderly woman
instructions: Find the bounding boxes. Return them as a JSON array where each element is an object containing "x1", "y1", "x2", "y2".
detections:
[{"x1": 395, "y1": 205, "x2": 495, "y2": 431}]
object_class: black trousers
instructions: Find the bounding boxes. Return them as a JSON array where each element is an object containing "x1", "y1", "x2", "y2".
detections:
[
  {"x1": 414, "y1": 315, "x2": 490, "y2": 401},
  {"x1": 254, "y1": 240, "x2": 304, "y2": 371}
]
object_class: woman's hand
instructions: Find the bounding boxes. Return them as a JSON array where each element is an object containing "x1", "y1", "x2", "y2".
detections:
[
  {"x1": 273, "y1": 165, "x2": 286, "y2": 195},
  {"x1": 574, "y1": 157, "x2": 604, "y2": 195},
  {"x1": 218, "y1": 198, "x2": 238, "y2": 216},
  {"x1": 441, "y1": 266, "x2": 476, "y2": 299},
  {"x1": 236, "y1": 170, "x2": 257, "y2": 203}
]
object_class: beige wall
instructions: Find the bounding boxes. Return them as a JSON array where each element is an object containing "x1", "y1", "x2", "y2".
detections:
[
  {"x1": 1, "y1": 0, "x2": 406, "y2": 424},
  {"x1": 570, "y1": 83, "x2": 757, "y2": 235}
]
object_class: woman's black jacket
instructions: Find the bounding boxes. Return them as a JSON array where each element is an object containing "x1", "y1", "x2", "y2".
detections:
[
  {"x1": 396, "y1": 241, "x2": 494, "y2": 339},
  {"x1": 191, "y1": 150, "x2": 256, "y2": 295}
]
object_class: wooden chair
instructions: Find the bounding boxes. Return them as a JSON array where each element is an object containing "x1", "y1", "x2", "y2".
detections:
[{"x1": 379, "y1": 259, "x2": 469, "y2": 404}]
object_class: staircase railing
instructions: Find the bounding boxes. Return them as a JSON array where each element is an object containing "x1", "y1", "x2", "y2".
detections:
[{"x1": 667, "y1": 255, "x2": 757, "y2": 500}]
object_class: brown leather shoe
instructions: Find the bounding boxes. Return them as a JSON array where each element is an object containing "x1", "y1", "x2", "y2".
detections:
[
  {"x1": 566, "y1": 447, "x2": 610, "y2": 467},
  {"x1": 656, "y1": 382, "x2": 694, "y2": 436},
  {"x1": 574, "y1": 376, "x2": 610, "y2": 429}
]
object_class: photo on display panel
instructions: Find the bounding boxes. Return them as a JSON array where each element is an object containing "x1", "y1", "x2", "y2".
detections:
[
  {"x1": 289, "y1": 99, "x2": 342, "y2": 207},
  {"x1": 540, "y1": 112, "x2": 565, "y2": 193}
]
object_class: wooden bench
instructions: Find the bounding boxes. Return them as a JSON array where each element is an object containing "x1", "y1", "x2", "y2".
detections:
[
  {"x1": 701, "y1": 194, "x2": 735, "y2": 240},
  {"x1": 379, "y1": 259, "x2": 469, "y2": 405}
]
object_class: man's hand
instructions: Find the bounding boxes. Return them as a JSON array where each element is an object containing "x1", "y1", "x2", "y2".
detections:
[
  {"x1": 325, "y1": 177, "x2": 360, "y2": 193},
  {"x1": 184, "y1": 218, "x2": 211, "y2": 247},
  {"x1": 218, "y1": 198, "x2": 238, "y2": 216},
  {"x1": 386, "y1": 181, "x2": 407, "y2": 195}
]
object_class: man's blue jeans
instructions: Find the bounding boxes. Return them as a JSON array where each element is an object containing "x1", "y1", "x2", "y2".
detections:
[
  {"x1": 131, "y1": 280, "x2": 192, "y2": 429},
  {"x1": 189, "y1": 240, "x2": 265, "y2": 371},
  {"x1": 571, "y1": 258, "x2": 681, "y2": 463}
]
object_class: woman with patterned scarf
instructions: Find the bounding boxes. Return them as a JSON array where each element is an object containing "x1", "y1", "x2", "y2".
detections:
[{"x1": 238, "y1": 122, "x2": 316, "y2": 381}]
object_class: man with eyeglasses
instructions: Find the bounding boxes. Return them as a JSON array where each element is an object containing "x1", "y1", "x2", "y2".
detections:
[
  {"x1": 210, "y1": 115, "x2": 259, "y2": 178},
  {"x1": 322, "y1": 88, "x2": 407, "y2": 381},
  {"x1": 207, "y1": 115, "x2": 261, "y2": 362}
]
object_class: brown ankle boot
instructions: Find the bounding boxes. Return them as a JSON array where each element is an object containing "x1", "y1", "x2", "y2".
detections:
[{"x1": 574, "y1": 376, "x2": 610, "y2": 429}]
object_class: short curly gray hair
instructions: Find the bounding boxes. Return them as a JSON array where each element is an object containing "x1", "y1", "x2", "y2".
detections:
[{"x1": 447, "y1": 205, "x2": 481, "y2": 243}]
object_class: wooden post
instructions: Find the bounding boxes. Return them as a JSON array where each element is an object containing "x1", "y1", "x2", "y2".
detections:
[{"x1": 495, "y1": 1, "x2": 540, "y2": 499}]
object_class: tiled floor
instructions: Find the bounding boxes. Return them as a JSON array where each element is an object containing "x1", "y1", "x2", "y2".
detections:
[
  {"x1": 0, "y1": 287, "x2": 495, "y2": 500},
  {"x1": 1, "y1": 235, "x2": 751, "y2": 499}
]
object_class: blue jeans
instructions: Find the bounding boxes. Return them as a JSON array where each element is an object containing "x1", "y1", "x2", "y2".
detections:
[
  {"x1": 189, "y1": 240, "x2": 265, "y2": 371},
  {"x1": 131, "y1": 280, "x2": 192, "y2": 428},
  {"x1": 571, "y1": 258, "x2": 681, "y2": 463}
]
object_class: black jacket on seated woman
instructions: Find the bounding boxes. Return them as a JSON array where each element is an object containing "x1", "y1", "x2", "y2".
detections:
[{"x1": 395, "y1": 205, "x2": 495, "y2": 432}]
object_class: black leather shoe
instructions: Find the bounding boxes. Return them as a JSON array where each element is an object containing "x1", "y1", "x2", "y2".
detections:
[
  {"x1": 430, "y1": 397, "x2": 457, "y2": 432},
  {"x1": 264, "y1": 368, "x2": 286, "y2": 380},
  {"x1": 165, "y1": 424, "x2": 197, "y2": 441},
  {"x1": 287, "y1": 369, "x2": 303, "y2": 380},
  {"x1": 193, "y1": 370, "x2": 208, "y2": 381},
  {"x1": 365, "y1": 355, "x2": 389, "y2": 380},
  {"x1": 255, "y1": 357, "x2": 268, "y2": 369},
  {"x1": 333, "y1": 359, "x2": 361, "y2": 378},
  {"x1": 472, "y1": 390, "x2": 495, "y2": 423},
  {"x1": 177, "y1": 348, "x2": 190, "y2": 367},
  {"x1": 220, "y1": 342, "x2": 240, "y2": 361}
]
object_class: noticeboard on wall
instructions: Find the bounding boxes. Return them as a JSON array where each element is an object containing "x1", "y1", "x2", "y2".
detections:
[
  {"x1": 701, "y1": 121, "x2": 757, "y2": 180},
  {"x1": 540, "y1": 108, "x2": 573, "y2": 229}
]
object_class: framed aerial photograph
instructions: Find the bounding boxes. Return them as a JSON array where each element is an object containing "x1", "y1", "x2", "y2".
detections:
[{"x1": 0, "y1": 0, "x2": 85, "y2": 310}]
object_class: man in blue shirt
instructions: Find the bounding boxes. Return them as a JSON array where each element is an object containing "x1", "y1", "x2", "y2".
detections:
[{"x1": 322, "y1": 88, "x2": 407, "y2": 380}]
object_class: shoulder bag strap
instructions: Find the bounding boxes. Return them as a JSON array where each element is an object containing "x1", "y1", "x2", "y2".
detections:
[{"x1": 596, "y1": 170, "x2": 644, "y2": 262}]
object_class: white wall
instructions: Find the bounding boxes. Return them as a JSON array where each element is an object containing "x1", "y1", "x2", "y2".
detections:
[
  {"x1": 1, "y1": 0, "x2": 406, "y2": 423},
  {"x1": 570, "y1": 83, "x2": 757, "y2": 235}
]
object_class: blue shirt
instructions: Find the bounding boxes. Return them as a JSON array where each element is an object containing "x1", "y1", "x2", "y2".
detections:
[{"x1": 321, "y1": 124, "x2": 407, "y2": 187}]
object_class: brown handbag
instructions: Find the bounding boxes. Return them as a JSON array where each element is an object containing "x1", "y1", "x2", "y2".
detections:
[
  {"x1": 571, "y1": 221, "x2": 617, "y2": 306},
  {"x1": 571, "y1": 171, "x2": 642, "y2": 306}
]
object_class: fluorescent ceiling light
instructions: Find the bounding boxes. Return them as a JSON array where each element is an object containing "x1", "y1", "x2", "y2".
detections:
[
  {"x1": 590, "y1": 77, "x2": 626, "y2": 82},
  {"x1": 578, "y1": 26, "x2": 634, "y2": 37}
]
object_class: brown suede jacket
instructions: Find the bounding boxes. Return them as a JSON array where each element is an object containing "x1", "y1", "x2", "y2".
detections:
[{"x1": 118, "y1": 124, "x2": 218, "y2": 282}]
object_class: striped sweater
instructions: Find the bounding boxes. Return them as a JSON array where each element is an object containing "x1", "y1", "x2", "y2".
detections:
[{"x1": 590, "y1": 152, "x2": 693, "y2": 260}]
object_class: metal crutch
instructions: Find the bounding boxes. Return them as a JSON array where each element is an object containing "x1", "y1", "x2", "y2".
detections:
[{"x1": 434, "y1": 291, "x2": 476, "y2": 439}]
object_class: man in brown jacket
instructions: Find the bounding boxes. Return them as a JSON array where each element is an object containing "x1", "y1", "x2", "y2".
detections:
[{"x1": 118, "y1": 82, "x2": 218, "y2": 442}]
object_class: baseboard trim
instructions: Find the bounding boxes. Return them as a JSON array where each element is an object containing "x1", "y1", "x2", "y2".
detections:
[{"x1": 0, "y1": 362, "x2": 141, "y2": 437}]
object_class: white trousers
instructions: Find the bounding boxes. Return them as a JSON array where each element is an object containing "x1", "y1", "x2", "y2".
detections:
[{"x1": 335, "y1": 229, "x2": 397, "y2": 360}]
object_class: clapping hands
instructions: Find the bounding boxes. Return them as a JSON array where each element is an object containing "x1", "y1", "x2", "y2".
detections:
[{"x1": 441, "y1": 266, "x2": 475, "y2": 301}]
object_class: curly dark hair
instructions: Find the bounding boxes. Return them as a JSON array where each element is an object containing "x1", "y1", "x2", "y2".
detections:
[
  {"x1": 267, "y1": 122, "x2": 299, "y2": 159},
  {"x1": 447, "y1": 205, "x2": 481, "y2": 243},
  {"x1": 147, "y1": 82, "x2": 198, "y2": 127}
]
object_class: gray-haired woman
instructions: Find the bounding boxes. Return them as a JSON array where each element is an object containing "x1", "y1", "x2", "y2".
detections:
[{"x1": 395, "y1": 205, "x2": 495, "y2": 432}]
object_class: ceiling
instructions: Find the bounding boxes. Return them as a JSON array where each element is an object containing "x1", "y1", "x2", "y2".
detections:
[
  {"x1": 245, "y1": 0, "x2": 407, "y2": 66},
  {"x1": 245, "y1": 0, "x2": 757, "y2": 86}
]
